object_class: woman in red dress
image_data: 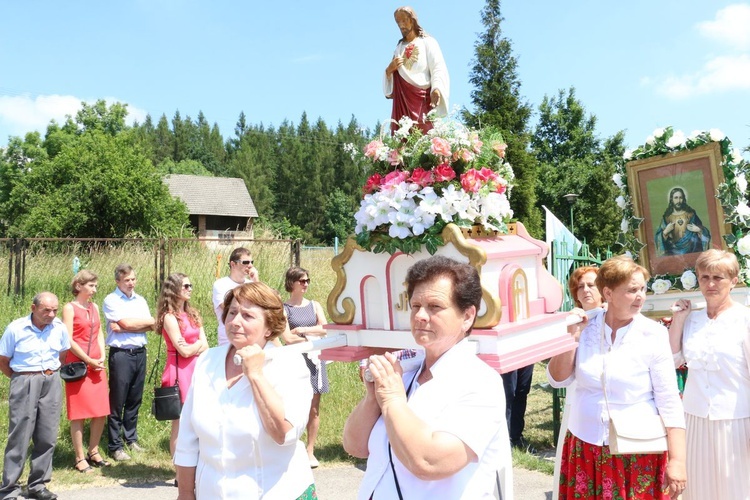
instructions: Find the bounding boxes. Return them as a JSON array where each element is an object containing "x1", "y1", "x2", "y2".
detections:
[
  {"x1": 63, "y1": 270, "x2": 111, "y2": 472},
  {"x1": 155, "y1": 273, "x2": 208, "y2": 459}
]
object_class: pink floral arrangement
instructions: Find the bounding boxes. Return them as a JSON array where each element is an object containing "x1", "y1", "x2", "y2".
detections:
[{"x1": 346, "y1": 116, "x2": 515, "y2": 254}]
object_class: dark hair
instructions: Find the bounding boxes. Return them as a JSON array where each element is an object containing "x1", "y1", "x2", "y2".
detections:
[
  {"x1": 567, "y1": 266, "x2": 599, "y2": 308},
  {"x1": 155, "y1": 273, "x2": 202, "y2": 334},
  {"x1": 284, "y1": 266, "x2": 309, "y2": 292},
  {"x1": 229, "y1": 247, "x2": 251, "y2": 264},
  {"x1": 405, "y1": 256, "x2": 481, "y2": 333},
  {"x1": 221, "y1": 282, "x2": 286, "y2": 341},
  {"x1": 114, "y1": 263, "x2": 134, "y2": 282}
]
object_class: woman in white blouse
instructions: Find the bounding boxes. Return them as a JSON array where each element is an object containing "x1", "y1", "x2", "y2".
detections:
[
  {"x1": 174, "y1": 282, "x2": 315, "y2": 500},
  {"x1": 669, "y1": 249, "x2": 750, "y2": 500},
  {"x1": 548, "y1": 255, "x2": 686, "y2": 499}
]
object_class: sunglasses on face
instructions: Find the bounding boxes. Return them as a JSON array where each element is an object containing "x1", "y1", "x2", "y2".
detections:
[
  {"x1": 235, "y1": 259, "x2": 254, "y2": 266},
  {"x1": 182, "y1": 283, "x2": 193, "y2": 290},
  {"x1": 298, "y1": 279, "x2": 311, "y2": 284}
]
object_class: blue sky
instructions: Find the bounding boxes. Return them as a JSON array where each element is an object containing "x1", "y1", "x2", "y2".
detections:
[{"x1": 1, "y1": 1, "x2": 749, "y2": 155}]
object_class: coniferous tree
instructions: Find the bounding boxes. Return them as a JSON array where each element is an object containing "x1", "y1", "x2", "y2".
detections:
[
  {"x1": 463, "y1": 0, "x2": 541, "y2": 236},
  {"x1": 532, "y1": 87, "x2": 623, "y2": 249}
]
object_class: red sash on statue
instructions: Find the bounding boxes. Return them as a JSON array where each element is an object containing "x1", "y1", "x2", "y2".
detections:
[{"x1": 391, "y1": 71, "x2": 433, "y2": 135}]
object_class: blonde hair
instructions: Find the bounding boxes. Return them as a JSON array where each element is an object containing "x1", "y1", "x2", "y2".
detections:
[
  {"x1": 71, "y1": 270, "x2": 98, "y2": 296},
  {"x1": 695, "y1": 249, "x2": 739, "y2": 279},
  {"x1": 595, "y1": 255, "x2": 650, "y2": 294}
]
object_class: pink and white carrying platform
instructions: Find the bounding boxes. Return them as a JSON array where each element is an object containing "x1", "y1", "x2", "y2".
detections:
[{"x1": 322, "y1": 222, "x2": 573, "y2": 373}]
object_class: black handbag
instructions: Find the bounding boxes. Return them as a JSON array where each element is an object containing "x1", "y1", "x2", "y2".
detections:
[
  {"x1": 149, "y1": 338, "x2": 182, "y2": 421},
  {"x1": 61, "y1": 303, "x2": 95, "y2": 383},
  {"x1": 60, "y1": 361, "x2": 87, "y2": 382}
]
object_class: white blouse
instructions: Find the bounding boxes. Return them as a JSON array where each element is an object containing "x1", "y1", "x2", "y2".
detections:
[
  {"x1": 674, "y1": 302, "x2": 750, "y2": 420},
  {"x1": 174, "y1": 343, "x2": 313, "y2": 499},
  {"x1": 548, "y1": 311, "x2": 685, "y2": 445}
]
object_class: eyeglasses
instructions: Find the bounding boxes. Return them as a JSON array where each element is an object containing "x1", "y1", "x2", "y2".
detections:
[
  {"x1": 182, "y1": 283, "x2": 193, "y2": 290},
  {"x1": 298, "y1": 279, "x2": 311, "y2": 284},
  {"x1": 235, "y1": 259, "x2": 254, "y2": 266}
]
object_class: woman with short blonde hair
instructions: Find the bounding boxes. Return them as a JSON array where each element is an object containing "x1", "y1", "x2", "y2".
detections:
[{"x1": 669, "y1": 249, "x2": 750, "y2": 499}]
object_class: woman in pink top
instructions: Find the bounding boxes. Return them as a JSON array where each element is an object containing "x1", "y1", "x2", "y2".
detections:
[{"x1": 156, "y1": 273, "x2": 208, "y2": 458}]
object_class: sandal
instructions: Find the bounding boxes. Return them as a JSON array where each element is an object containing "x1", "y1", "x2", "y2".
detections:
[
  {"x1": 74, "y1": 458, "x2": 93, "y2": 473},
  {"x1": 87, "y1": 451, "x2": 111, "y2": 468}
]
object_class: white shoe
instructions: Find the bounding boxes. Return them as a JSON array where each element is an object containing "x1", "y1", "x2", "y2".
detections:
[{"x1": 309, "y1": 456, "x2": 319, "y2": 468}]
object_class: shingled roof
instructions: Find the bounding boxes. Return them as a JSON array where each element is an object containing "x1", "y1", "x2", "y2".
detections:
[{"x1": 163, "y1": 174, "x2": 258, "y2": 218}]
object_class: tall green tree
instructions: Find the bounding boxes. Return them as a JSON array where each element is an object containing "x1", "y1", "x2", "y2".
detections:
[
  {"x1": 463, "y1": 0, "x2": 541, "y2": 236},
  {"x1": 532, "y1": 87, "x2": 623, "y2": 249}
]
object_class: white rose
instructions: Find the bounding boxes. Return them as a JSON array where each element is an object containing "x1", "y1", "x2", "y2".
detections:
[
  {"x1": 645, "y1": 135, "x2": 655, "y2": 146},
  {"x1": 736, "y1": 201, "x2": 750, "y2": 218},
  {"x1": 688, "y1": 130, "x2": 702, "y2": 139},
  {"x1": 666, "y1": 130, "x2": 686, "y2": 149},
  {"x1": 651, "y1": 279, "x2": 672, "y2": 294},
  {"x1": 623, "y1": 149, "x2": 633, "y2": 160},
  {"x1": 736, "y1": 173, "x2": 747, "y2": 193},
  {"x1": 620, "y1": 218, "x2": 629, "y2": 232},
  {"x1": 709, "y1": 128, "x2": 725, "y2": 142},
  {"x1": 616, "y1": 195, "x2": 627, "y2": 209},
  {"x1": 612, "y1": 172, "x2": 624, "y2": 188},
  {"x1": 652, "y1": 127, "x2": 665, "y2": 138},
  {"x1": 737, "y1": 234, "x2": 750, "y2": 256},
  {"x1": 680, "y1": 270, "x2": 697, "y2": 290}
]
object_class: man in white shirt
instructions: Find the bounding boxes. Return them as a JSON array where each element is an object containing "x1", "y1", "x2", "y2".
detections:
[
  {"x1": 384, "y1": 6, "x2": 449, "y2": 135},
  {"x1": 0, "y1": 292, "x2": 69, "y2": 500},
  {"x1": 211, "y1": 247, "x2": 258, "y2": 346},
  {"x1": 103, "y1": 264, "x2": 155, "y2": 462}
]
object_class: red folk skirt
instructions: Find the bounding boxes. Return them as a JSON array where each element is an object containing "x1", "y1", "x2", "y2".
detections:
[{"x1": 559, "y1": 431, "x2": 669, "y2": 499}]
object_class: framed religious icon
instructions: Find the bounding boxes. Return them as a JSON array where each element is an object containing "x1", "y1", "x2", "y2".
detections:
[{"x1": 626, "y1": 142, "x2": 730, "y2": 275}]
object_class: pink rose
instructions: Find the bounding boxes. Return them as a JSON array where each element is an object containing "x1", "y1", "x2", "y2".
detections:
[
  {"x1": 382, "y1": 170, "x2": 409, "y2": 187},
  {"x1": 410, "y1": 167, "x2": 433, "y2": 187},
  {"x1": 388, "y1": 149, "x2": 402, "y2": 166},
  {"x1": 362, "y1": 173, "x2": 382, "y2": 194},
  {"x1": 430, "y1": 137, "x2": 452, "y2": 157},
  {"x1": 433, "y1": 163, "x2": 456, "y2": 182},
  {"x1": 460, "y1": 169, "x2": 483, "y2": 193},
  {"x1": 477, "y1": 167, "x2": 494, "y2": 181},
  {"x1": 492, "y1": 141, "x2": 508, "y2": 159},
  {"x1": 495, "y1": 182, "x2": 507, "y2": 195},
  {"x1": 364, "y1": 140, "x2": 383, "y2": 159}
]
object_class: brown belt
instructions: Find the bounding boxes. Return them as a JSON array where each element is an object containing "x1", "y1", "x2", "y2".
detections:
[{"x1": 17, "y1": 369, "x2": 57, "y2": 376}]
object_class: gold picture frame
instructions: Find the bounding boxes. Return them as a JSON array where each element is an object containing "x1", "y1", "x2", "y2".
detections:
[{"x1": 626, "y1": 143, "x2": 730, "y2": 275}]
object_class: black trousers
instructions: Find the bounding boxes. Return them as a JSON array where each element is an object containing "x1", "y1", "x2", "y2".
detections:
[
  {"x1": 501, "y1": 363, "x2": 535, "y2": 442},
  {"x1": 107, "y1": 347, "x2": 146, "y2": 452}
]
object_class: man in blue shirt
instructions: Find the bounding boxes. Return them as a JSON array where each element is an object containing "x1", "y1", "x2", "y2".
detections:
[
  {"x1": 0, "y1": 292, "x2": 70, "y2": 500},
  {"x1": 103, "y1": 264, "x2": 155, "y2": 462}
]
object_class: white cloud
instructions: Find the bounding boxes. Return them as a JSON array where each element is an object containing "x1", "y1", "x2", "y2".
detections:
[
  {"x1": 697, "y1": 3, "x2": 750, "y2": 50},
  {"x1": 654, "y1": 54, "x2": 750, "y2": 99},
  {"x1": 0, "y1": 94, "x2": 148, "y2": 139}
]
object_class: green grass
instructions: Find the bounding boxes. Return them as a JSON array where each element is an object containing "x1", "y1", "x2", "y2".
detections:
[{"x1": 0, "y1": 240, "x2": 557, "y2": 491}]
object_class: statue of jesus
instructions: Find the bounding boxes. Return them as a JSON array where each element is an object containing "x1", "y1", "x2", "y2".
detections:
[{"x1": 384, "y1": 6, "x2": 450, "y2": 135}]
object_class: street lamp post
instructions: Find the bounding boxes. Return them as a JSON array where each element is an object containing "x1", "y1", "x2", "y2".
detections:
[{"x1": 563, "y1": 193, "x2": 579, "y2": 235}]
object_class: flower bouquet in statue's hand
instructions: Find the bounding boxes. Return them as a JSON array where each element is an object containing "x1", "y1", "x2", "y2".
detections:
[{"x1": 350, "y1": 116, "x2": 515, "y2": 255}]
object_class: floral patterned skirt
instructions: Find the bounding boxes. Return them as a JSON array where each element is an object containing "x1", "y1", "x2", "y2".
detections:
[
  {"x1": 295, "y1": 483, "x2": 317, "y2": 500},
  {"x1": 559, "y1": 431, "x2": 669, "y2": 499}
]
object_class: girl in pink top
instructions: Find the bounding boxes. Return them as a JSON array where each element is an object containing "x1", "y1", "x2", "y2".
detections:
[{"x1": 156, "y1": 273, "x2": 209, "y2": 459}]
